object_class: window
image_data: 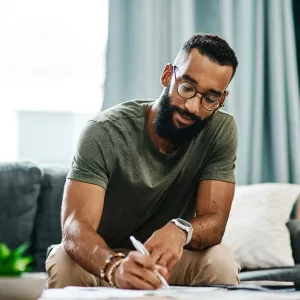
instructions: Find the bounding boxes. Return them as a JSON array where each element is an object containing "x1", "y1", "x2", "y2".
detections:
[{"x1": 0, "y1": 0, "x2": 108, "y2": 162}]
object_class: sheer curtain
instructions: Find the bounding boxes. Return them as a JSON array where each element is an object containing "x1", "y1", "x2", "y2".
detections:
[{"x1": 220, "y1": 0, "x2": 300, "y2": 184}]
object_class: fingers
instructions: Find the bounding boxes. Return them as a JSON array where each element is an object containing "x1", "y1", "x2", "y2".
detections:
[
  {"x1": 143, "y1": 240, "x2": 153, "y2": 253},
  {"x1": 148, "y1": 248, "x2": 161, "y2": 265},
  {"x1": 116, "y1": 251, "x2": 163, "y2": 289},
  {"x1": 130, "y1": 265, "x2": 162, "y2": 289},
  {"x1": 128, "y1": 251, "x2": 155, "y2": 270},
  {"x1": 157, "y1": 252, "x2": 173, "y2": 270},
  {"x1": 157, "y1": 251, "x2": 181, "y2": 274},
  {"x1": 157, "y1": 256, "x2": 167, "y2": 268},
  {"x1": 124, "y1": 274, "x2": 157, "y2": 290},
  {"x1": 167, "y1": 258, "x2": 178, "y2": 274},
  {"x1": 155, "y1": 265, "x2": 168, "y2": 278}
]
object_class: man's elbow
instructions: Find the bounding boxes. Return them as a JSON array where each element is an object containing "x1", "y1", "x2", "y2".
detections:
[
  {"x1": 189, "y1": 224, "x2": 225, "y2": 250},
  {"x1": 61, "y1": 217, "x2": 80, "y2": 257}
]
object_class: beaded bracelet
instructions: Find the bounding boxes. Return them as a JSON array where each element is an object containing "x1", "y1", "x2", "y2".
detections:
[
  {"x1": 100, "y1": 252, "x2": 125, "y2": 282},
  {"x1": 107, "y1": 258, "x2": 123, "y2": 287}
]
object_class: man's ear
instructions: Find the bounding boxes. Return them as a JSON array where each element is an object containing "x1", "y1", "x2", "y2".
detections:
[
  {"x1": 220, "y1": 90, "x2": 229, "y2": 106},
  {"x1": 214, "y1": 90, "x2": 229, "y2": 112},
  {"x1": 160, "y1": 64, "x2": 173, "y2": 87}
]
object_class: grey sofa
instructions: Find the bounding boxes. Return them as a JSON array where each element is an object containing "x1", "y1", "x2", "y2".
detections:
[
  {"x1": 0, "y1": 161, "x2": 300, "y2": 283},
  {"x1": 0, "y1": 161, "x2": 68, "y2": 271}
]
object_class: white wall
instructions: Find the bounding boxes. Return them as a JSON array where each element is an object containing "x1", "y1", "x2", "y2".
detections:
[{"x1": 18, "y1": 111, "x2": 95, "y2": 167}]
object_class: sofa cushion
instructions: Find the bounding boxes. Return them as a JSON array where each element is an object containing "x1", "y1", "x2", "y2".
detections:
[
  {"x1": 287, "y1": 220, "x2": 300, "y2": 264},
  {"x1": 31, "y1": 165, "x2": 68, "y2": 271},
  {"x1": 239, "y1": 265, "x2": 300, "y2": 282},
  {"x1": 0, "y1": 161, "x2": 41, "y2": 250},
  {"x1": 222, "y1": 183, "x2": 300, "y2": 270}
]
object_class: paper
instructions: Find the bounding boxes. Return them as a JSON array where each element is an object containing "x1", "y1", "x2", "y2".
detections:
[
  {"x1": 39, "y1": 286, "x2": 218, "y2": 299},
  {"x1": 39, "y1": 286, "x2": 300, "y2": 300}
]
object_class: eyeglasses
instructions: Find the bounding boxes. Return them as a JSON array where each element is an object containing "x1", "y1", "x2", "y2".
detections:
[{"x1": 173, "y1": 65, "x2": 224, "y2": 112}]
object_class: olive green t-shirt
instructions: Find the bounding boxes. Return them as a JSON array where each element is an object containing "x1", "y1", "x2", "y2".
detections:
[{"x1": 67, "y1": 100, "x2": 237, "y2": 249}]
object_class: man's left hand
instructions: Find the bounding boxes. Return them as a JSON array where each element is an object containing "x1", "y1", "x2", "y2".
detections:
[{"x1": 144, "y1": 223, "x2": 186, "y2": 276}]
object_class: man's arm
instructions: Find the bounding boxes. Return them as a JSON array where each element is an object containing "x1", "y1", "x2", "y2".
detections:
[
  {"x1": 145, "y1": 180, "x2": 235, "y2": 274},
  {"x1": 62, "y1": 179, "x2": 167, "y2": 289},
  {"x1": 61, "y1": 179, "x2": 113, "y2": 277},
  {"x1": 188, "y1": 180, "x2": 235, "y2": 250}
]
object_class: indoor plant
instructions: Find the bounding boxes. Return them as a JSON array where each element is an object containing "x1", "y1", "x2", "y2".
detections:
[
  {"x1": 0, "y1": 243, "x2": 32, "y2": 276},
  {"x1": 0, "y1": 243, "x2": 46, "y2": 300}
]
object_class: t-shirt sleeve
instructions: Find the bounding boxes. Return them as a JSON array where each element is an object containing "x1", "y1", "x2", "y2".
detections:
[
  {"x1": 198, "y1": 115, "x2": 238, "y2": 183},
  {"x1": 67, "y1": 121, "x2": 113, "y2": 189}
]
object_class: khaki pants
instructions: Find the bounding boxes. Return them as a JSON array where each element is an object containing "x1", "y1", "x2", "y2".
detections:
[{"x1": 46, "y1": 243, "x2": 240, "y2": 288}]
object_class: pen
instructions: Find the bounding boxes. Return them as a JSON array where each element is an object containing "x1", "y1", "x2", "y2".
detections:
[{"x1": 129, "y1": 236, "x2": 170, "y2": 289}]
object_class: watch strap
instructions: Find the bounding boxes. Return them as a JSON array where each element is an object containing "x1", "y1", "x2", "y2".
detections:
[{"x1": 170, "y1": 218, "x2": 193, "y2": 245}]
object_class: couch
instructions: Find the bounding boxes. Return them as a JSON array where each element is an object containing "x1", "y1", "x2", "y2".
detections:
[
  {"x1": 0, "y1": 161, "x2": 68, "y2": 271},
  {"x1": 0, "y1": 161, "x2": 299, "y2": 283}
]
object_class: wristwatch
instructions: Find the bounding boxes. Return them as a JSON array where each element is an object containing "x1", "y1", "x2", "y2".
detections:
[{"x1": 169, "y1": 218, "x2": 193, "y2": 245}]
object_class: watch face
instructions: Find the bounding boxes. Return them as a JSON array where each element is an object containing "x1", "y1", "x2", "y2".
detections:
[{"x1": 177, "y1": 218, "x2": 192, "y2": 228}]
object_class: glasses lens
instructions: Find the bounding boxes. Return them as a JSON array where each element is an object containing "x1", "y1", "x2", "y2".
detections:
[
  {"x1": 202, "y1": 95, "x2": 220, "y2": 111},
  {"x1": 178, "y1": 82, "x2": 196, "y2": 99}
]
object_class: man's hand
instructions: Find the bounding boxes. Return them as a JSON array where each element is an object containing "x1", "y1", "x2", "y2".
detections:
[
  {"x1": 144, "y1": 223, "x2": 186, "y2": 276},
  {"x1": 114, "y1": 251, "x2": 168, "y2": 290}
]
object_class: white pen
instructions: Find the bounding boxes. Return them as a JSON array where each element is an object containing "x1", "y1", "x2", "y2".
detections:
[{"x1": 129, "y1": 236, "x2": 170, "y2": 289}]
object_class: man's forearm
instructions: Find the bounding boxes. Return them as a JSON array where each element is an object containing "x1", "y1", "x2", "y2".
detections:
[
  {"x1": 62, "y1": 219, "x2": 114, "y2": 277},
  {"x1": 189, "y1": 213, "x2": 226, "y2": 250}
]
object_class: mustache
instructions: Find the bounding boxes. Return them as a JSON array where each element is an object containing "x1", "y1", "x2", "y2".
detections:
[{"x1": 172, "y1": 106, "x2": 203, "y2": 122}]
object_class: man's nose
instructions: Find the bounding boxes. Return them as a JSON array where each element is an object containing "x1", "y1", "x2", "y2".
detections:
[{"x1": 184, "y1": 96, "x2": 203, "y2": 118}]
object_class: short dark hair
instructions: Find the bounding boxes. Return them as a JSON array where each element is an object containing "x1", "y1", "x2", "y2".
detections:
[{"x1": 177, "y1": 33, "x2": 238, "y2": 78}]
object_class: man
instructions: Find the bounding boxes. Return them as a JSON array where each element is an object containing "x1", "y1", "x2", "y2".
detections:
[{"x1": 47, "y1": 33, "x2": 240, "y2": 289}]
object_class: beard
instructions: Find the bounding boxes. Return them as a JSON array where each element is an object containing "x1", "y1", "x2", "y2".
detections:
[{"x1": 153, "y1": 85, "x2": 210, "y2": 145}]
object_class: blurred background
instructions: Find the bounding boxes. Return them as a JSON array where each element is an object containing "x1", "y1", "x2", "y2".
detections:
[{"x1": 1, "y1": 0, "x2": 300, "y2": 185}]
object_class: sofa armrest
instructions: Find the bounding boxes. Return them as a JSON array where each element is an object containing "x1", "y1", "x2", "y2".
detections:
[{"x1": 287, "y1": 220, "x2": 300, "y2": 264}]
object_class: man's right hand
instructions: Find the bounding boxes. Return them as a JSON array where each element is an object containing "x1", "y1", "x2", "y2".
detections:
[{"x1": 113, "y1": 251, "x2": 168, "y2": 289}]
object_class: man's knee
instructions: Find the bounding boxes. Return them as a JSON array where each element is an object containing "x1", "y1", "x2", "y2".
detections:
[
  {"x1": 46, "y1": 243, "x2": 98, "y2": 288},
  {"x1": 192, "y1": 244, "x2": 240, "y2": 285}
]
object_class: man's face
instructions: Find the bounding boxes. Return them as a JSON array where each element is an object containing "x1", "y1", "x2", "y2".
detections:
[{"x1": 154, "y1": 49, "x2": 233, "y2": 145}]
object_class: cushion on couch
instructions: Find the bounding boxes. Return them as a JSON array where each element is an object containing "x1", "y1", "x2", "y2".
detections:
[
  {"x1": 287, "y1": 219, "x2": 300, "y2": 264},
  {"x1": 222, "y1": 183, "x2": 300, "y2": 270},
  {"x1": 239, "y1": 265, "x2": 300, "y2": 282},
  {"x1": 0, "y1": 161, "x2": 41, "y2": 250},
  {"x1": 31, "y1": 165, "x2": 68, "y2": 271}
]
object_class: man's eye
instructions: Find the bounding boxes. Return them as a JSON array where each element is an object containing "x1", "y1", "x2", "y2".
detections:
[
  {"x1": 205, "y1": 96, "x2": 217, "y2": 103},
  {"x1": 181, "y1": 84, "x2": 194, "y2": 92}
]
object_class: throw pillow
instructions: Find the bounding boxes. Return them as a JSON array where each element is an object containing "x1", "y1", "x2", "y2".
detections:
[{"x1": 222, "y1": 183, "x2": 300, "y2": 270}]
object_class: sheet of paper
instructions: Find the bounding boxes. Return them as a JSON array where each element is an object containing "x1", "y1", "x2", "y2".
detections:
[
  {"x1": 40, "y1": 287, "x2": 146, "y2": 299},
  {"x1": 40, "y1": 286, "x2": 219, "y2": 300},
  {"x1": 39, "y1": 286, "x2": 300, "y2": 300}
]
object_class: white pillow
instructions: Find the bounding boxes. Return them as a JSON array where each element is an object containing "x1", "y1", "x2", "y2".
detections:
[{"x1": 222, "y1": 183, "x2": 300, "y2": 270}]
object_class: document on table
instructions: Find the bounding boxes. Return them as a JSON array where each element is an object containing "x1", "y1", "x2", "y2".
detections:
[
  {"x1": 40, "y1": 286, "x2": 300, "y2": 300},
  {"x1": 39, "y1": 286, "x2": 219, "y2": 300}
]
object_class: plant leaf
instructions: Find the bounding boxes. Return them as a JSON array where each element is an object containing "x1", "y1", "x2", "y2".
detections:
[
  {"x1": 0, "y1": 243, "x2": 33, "y2": 276},
  {"x1": 13, "y1": 244, "x2": 29, "y2": 257},
  {"x1": 13, "y1": 257, "x2": 33, "y2": 272},
  {"x1": 0, "y1": 243, "x2": 11, "y2": 259}
]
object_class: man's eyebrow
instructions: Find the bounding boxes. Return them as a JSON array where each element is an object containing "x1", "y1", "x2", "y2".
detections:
[
  {"x1": 209, "y1": 89, "x2": 223, "y2": 97},
  {"x1": 181, "y1": 73, "x2": 223, "y2": 97},
  {"x1": 182, "y1": 73, "x2": 198, "y2": 85}
]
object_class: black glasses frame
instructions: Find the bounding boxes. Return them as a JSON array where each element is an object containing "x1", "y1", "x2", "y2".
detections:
[{"x1": 173, "y1": 65, "x2": 225, "y2": 111}]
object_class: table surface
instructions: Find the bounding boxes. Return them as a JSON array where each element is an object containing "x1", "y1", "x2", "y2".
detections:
[{"x1": 39, "y1": 286, "x2": 300, "y2": 300}]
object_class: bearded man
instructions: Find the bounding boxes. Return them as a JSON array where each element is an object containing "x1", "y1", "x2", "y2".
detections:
[{"x1": 46, "y1": 33, "x2": 240, "y2": 289}]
